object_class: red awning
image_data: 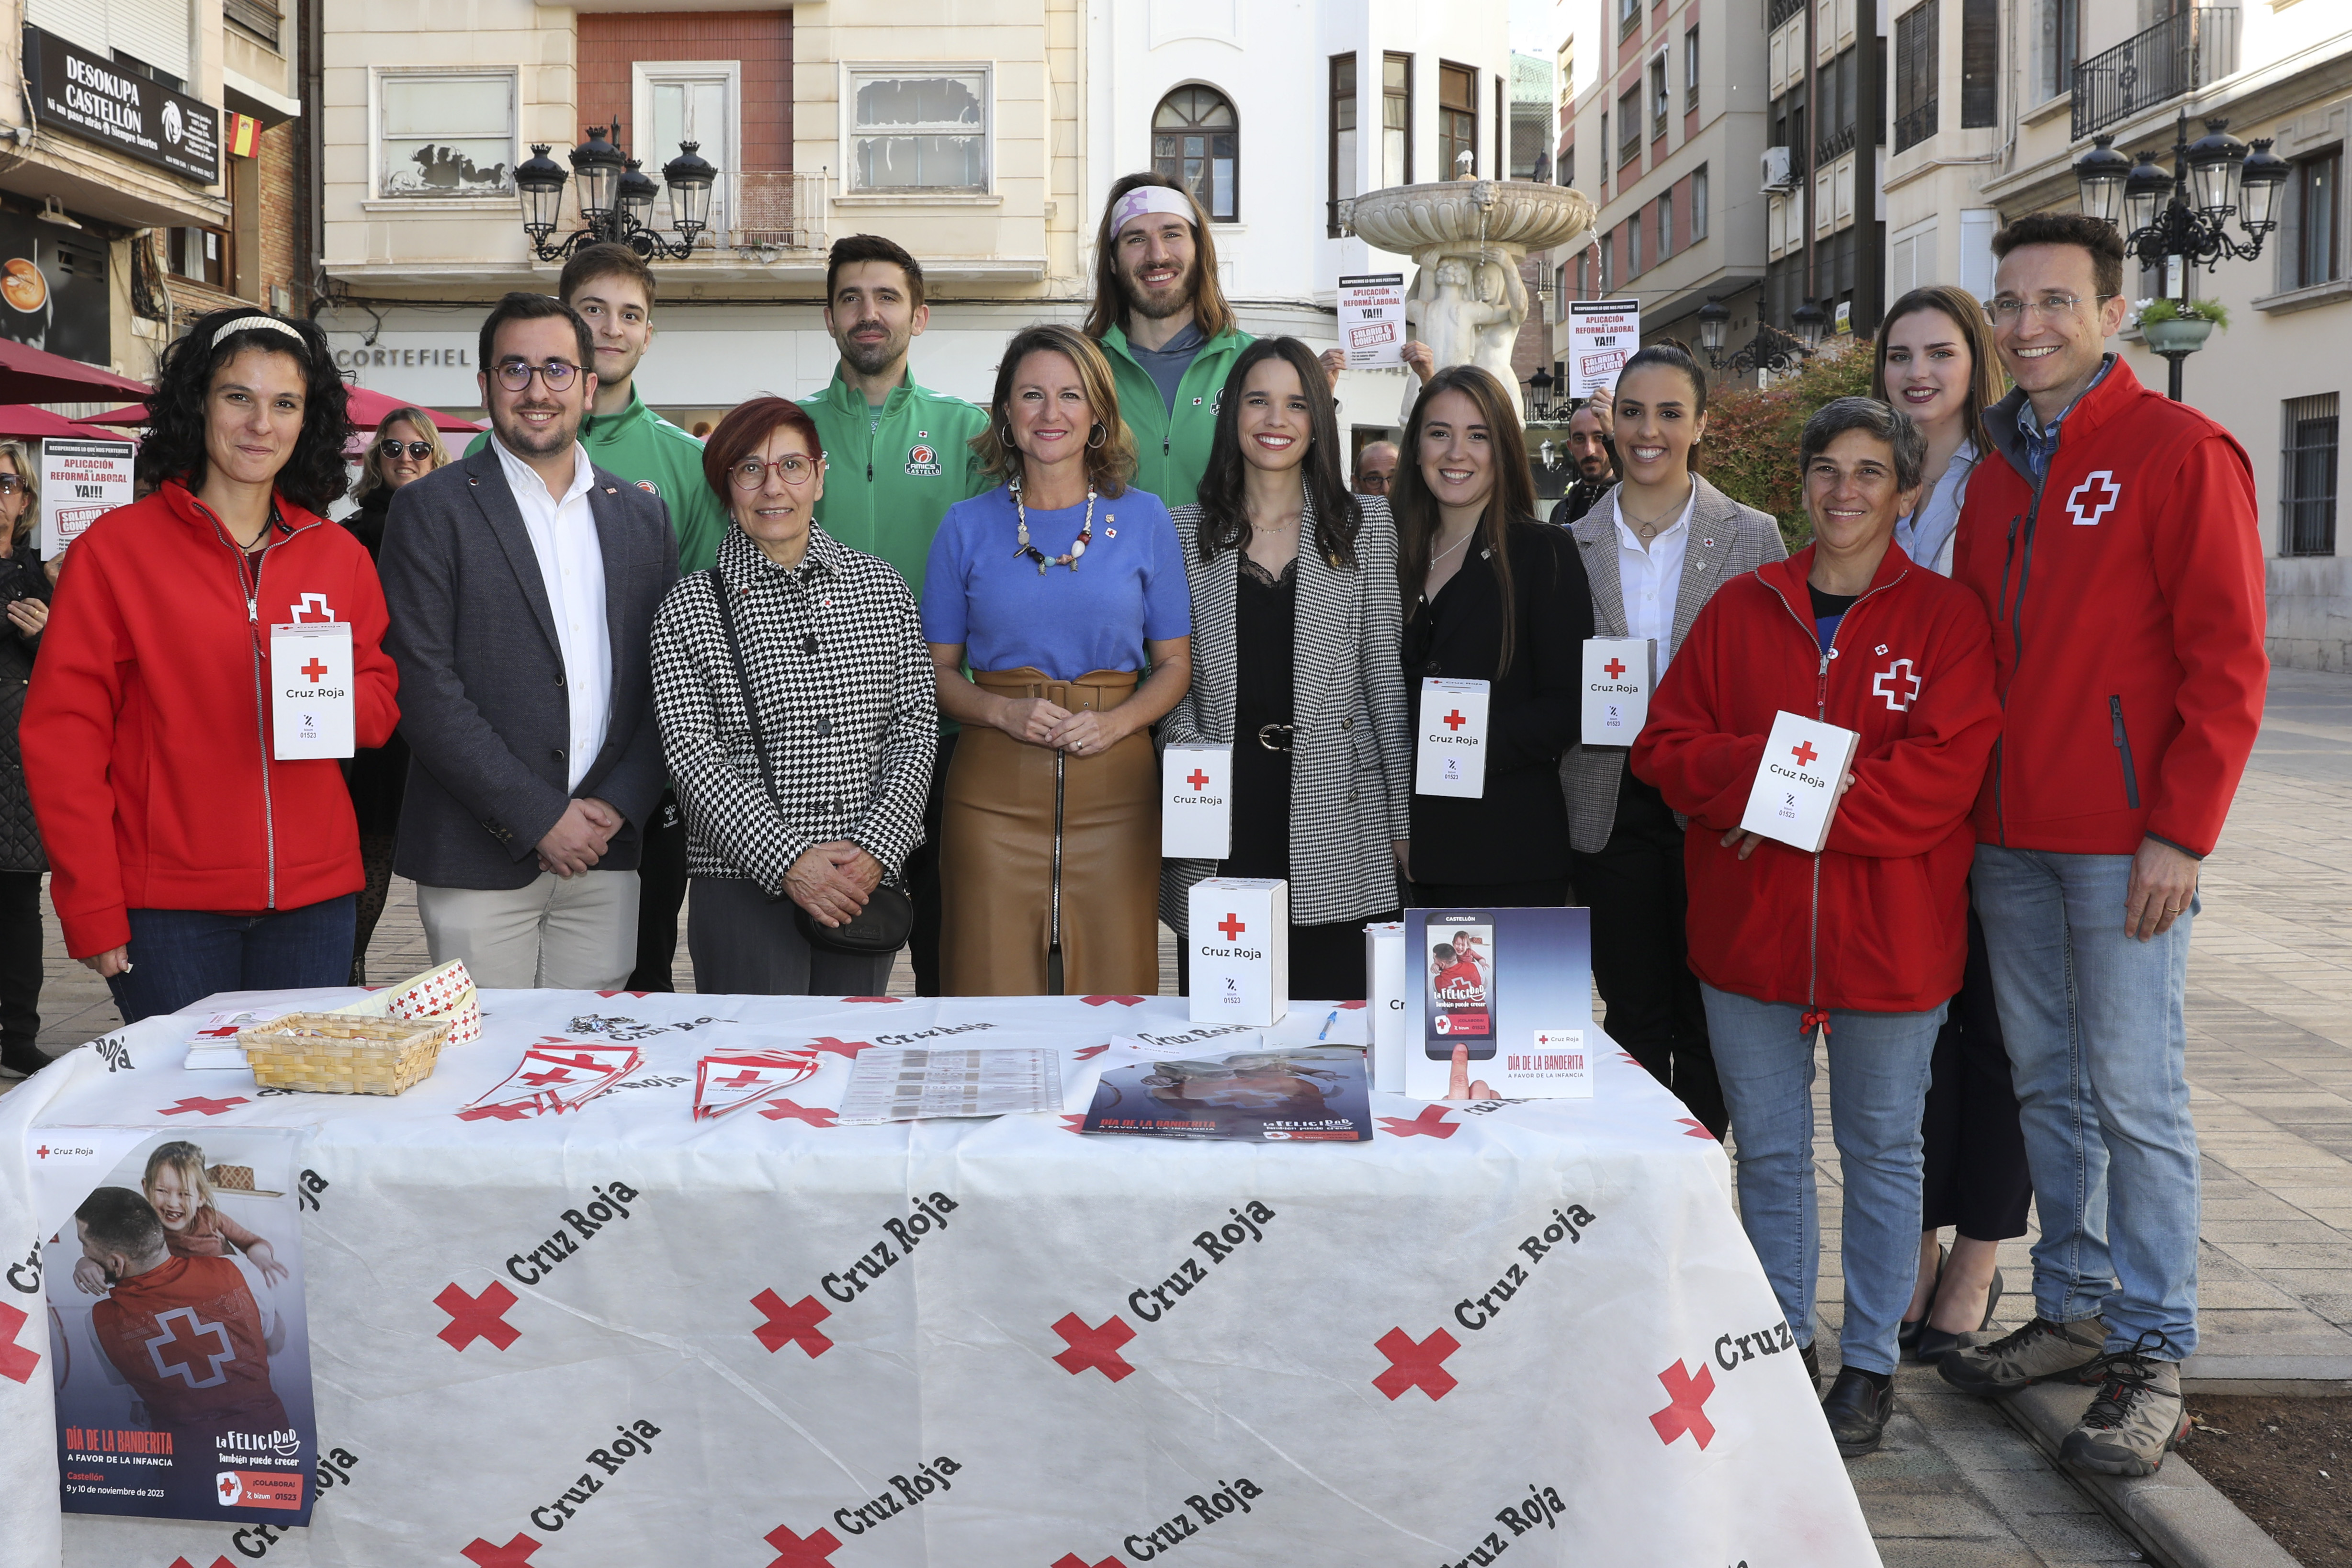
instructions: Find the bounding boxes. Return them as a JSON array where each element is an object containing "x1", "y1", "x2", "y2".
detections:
[
  {"x1": 0, "y1": 339, "x2": 152, "y2": 404},
  {"x1": 0, "y1": 404, "x2": 127, "y2": 442}
]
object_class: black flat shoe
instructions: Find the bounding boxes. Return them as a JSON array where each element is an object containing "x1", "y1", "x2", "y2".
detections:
[
  {"x1": 1899, "y1": 1243, "x2": 1949, "y2": 1356},
  {"x1": 1821, "y1": 1367, "x2": 1894, "y2": 1457},
  {"x1": 1801, "y1": 1340, "x2": 1821, "y2": 1389},
  {"x1": 1916, "y1": 1265, "x2": 2006, "y2": 1366}
]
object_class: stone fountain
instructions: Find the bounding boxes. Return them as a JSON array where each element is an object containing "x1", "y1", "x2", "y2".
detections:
[{"x1": 1342, "y1": 179, "x2": 1596, "y2": 421}]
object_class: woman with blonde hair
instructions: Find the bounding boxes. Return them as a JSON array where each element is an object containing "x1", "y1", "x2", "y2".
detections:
[
  {"x1": 922, "y1": 323, "x2": 1193, "y2": 994},
  {"x1": 0, "y1": 440, "x2": 52, "y2": 1078},
  {"x1": 343, "y1": 407, "x2": 447, "y2": 981}
]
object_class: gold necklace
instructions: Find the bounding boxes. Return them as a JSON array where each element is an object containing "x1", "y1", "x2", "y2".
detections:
[{"x1": 1617, "y1": 487, "x2": 1687, "y2": 541}]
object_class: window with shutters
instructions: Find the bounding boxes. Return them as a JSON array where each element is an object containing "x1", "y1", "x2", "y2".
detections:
[
  {"x1": 376, "y1": 70, "x2": 517, "y2": 198},
  {"x1": 849, "y1": 67, "x2": 990, "y2": 192},
  {"x1": 1617, "y1": 86, "x2": 1642, "y2": 166},
  {"x1": 1439, "y1": 62, "x2": 1477, "y2": 179},
  {"x1": 1650, "y1": 51, "x2": 1669, "y2": 140},
  {"x1": 1152, "y1": 86, "x2": 1238, "y2": 220},
  {"x1": 1961, "y1": 0, "x2": 1998, "y2": 127},
  {"x1": 26, "y1": 0, "x2": 192, "y2": 84},
  {"x1": 1383, "y1": 54, "x2": 1413, "y2": 187},
  {"x1": 225, "y1": 0, "x2": 280, "y2": 49},
  {"x1": 2284, "y1": 149, "x2": 2341, "y2": 292},
  {"x1": 2282, "y1": 393, "x2": 2339, "y2": 557},
  {"x1": 1657, "y1": 191, "x2": 1673, "y2": 258},
  {"x1": 1692, "y1": 164, "x2": 1709, "y2": 240},
  {"x1": 634, "y1": 62, "x2": 738, "y2": 238},
  {"x1": 1685, "y1": 27, "x2": 1700, "y2": 111},
  {"x1": 1894, "y1": 1, "x2": 1938, "y2": 154},
  {"x1": 1329, "y1": 55, "x2": 1356, "y2": 237}
]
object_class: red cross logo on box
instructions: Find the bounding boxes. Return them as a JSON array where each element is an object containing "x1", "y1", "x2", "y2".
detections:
[
  {"x1": 1790, "y1": 740, "x2": 1818, "y2": 767},
  {"x1": 1186, "y1": 768, "x2": 1209, "y2": 790},
  {"x1": 1649, "y1": 1359, "x2": 1718, "y2": 1448},
  {"x1": 1051, "y1": 1312, "x2": 1136, "y2": 1381},
  {"x1": 751, "y1": 1289, "x2": 834, "y2": 1358},
  {"x1": 1217, "y1": 913, "x2": 1246, "y2": 940},
  {"x1": 461, "y1": 1535, "x2": 543, "y2": 1568},
  {"x1": 762, "y1": 1523, "x2": 841, "y2": 1568},
  {"x1": 435, "y1": 1281, "x2": 521, "y2": 1351},
  {"x1": 1372, "y1": 1326, "x2": 1460, "y2": 1400},
  {"x1": 1872, "y1": 656, "x2": 1922, "y2": 711},
  {"x1": 0, "y1": 1301, "x2": 40, "y2": 1384},
  {"x1": 2066, "y1": 469, "x2": 2122, "y2": 526},
  {"x1": 1443, "y1": 709, "x2": 1467, "y2": 731},
  {"x1": 145, "y1": 1306, "x2": 235, "y2": 1388},
  {"x1": 1604, "y1": 658, "x2": 1626, "y2": 680},
  {"x1": 300, "y1": 658, "x2": 328, "y2": 682}
]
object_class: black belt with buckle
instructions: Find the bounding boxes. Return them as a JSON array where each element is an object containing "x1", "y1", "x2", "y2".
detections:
[{"x1": 1256, "y1": 723, "x2": 1294, "y2": 754}]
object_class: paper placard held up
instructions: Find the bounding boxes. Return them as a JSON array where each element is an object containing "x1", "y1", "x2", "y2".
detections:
[
  {"x1": 1163, "y1": 742, "x2": 1233, "y2": 858},
  {"x1": 1415, "y1": 677, "x2": 1488, "y2": 798},
  {"x1": 1739, "y1": 710, "x2": 1862, "y2": 852},
  {"x1": 1582, "y1": 637, "x2": 1655, "y2": 745}
]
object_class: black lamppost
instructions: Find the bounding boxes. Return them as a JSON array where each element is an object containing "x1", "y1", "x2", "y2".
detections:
[
  {"x1": 2073, "y1": 113, "x2": 2288, "y2": 400},
  {"x1": 1695, "y1": 295, "x2": 1827, "y2": 374},
  {"x1": 516, "y1": 122, "x2": 718, "y2": 263},
  {"x1": 1527, "y1": 366, "x2": 1559, "y2": 421}
]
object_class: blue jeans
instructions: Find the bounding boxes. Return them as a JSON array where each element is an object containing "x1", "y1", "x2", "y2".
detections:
[
  {"x1": 1703, "y1": 983, "x2": 1946, "y2": 1376},
  {"x1": 105, "y1": 896, "x2": 358, "y2": 1025},
  {"x1": 1972, "y1": 846, "x2": 2200, "y2": 1358}
]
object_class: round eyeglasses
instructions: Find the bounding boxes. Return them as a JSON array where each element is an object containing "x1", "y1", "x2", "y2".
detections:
[
  {"x1": 492, "y1": 359, "x2": 581, "y2": 393},
  {"x1": 731, "y1": 454, "x2": 817, "y2": 490}
]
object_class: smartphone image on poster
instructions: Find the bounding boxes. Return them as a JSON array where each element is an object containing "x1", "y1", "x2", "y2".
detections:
[{"x1": 1424, "y1": 915, "x2": 1496, "y2": 1059}]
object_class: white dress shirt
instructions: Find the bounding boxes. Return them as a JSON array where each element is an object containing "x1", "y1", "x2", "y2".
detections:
[
  {"x1": 1611, "y1": 486, "x2": 1696, "y2": 673},
  {"x1": 492, "y1": 435, "x2": 612, "y2": 792}
]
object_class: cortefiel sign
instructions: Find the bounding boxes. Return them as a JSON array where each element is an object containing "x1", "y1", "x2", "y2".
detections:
[
  {"x1": 1335, "y1": 273, "x2": 1406, "y2": 368},
  {"x1": 38, "y1": 437, "x2": 136, "y2": 560},
  {"x1": 1187, "y1": 878, "x2": 1288, "y2": 1028},
  {"x1": 1581, "y1": 637, "x2": 1656, "y2": 745},
  {"x1": 24, "y1": 25, "x2": 221, "y2": 184},
  {"x1": 1567, "y1": 299, "x2": 1641, "y2": 398},
  {"x1": 1739, "y1": 710, "x2": 1862, "y2": 853}
]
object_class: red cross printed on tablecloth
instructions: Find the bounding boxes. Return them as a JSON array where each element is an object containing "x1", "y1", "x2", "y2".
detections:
[
  {"x1": 1186, "y1": 768, "x2": 1210, "y2": 790},
  {"x1": 1053, "y1": 1556, "x2": 1124, "y2": 1568},
  {"x1": 1217, "y1": 913, "x2": 1245, "y2": 940},
  {"x1": 806, "y1": 1036, "x2": 874, "y2": 1060},
  {"x1": 758, "y1": 1099, "x2": 838, "y2": 1128},
  {"x1": 1604, "y1": 657, "x2": 1626, "y2": 680},
  {"x1": 762, "y1": 1523, "x2": 842, "y2": 1568},
  {"x1": 166, "y1": 1558, "x2": 237, "y2": 1568},
  {"x1": 457, "y1": 1102, "x2": 533, "y2": 1122},
  {"x1": 1674, "y1": 1117, "x2": 1716, "y2": 1139},
  {"x1": 0, "y1": 1301, "x2": 40, "y2": 1384},
  {"x1": 159, "y1": 1095, "x2": 248, "y2": 1117},
  {"x1": 1443, "y1": 709, "x2": 1467, "y2": 731},
  {"x1": 434, "y1": 1282, "x2": 521, "y2": 1352},
  {"x1": 841, "y1": 995, "x2": 902, "y2": 1003},
  {"x1": 460, "y1": 1535, "x2": 543, "y2": 1568},
  {"x1": 1791, "y1": 740, "x2": 1819, "y2": 767},
  {"x1": 1372, "y1": 1326, "x2": 1460, "y2": 1400},
  {"x1": 751, "y1": 1289, "x2": 834, "y2": 1358},
  {"x1": 1377, "y1": 1105, "x2": 1458, "y2": 1139},
  {"x1": 299, "y1": 658, "x2": 328, "y2": 682},
  {"x1": 1081, "y1": 995, "x2": 1144, "y2": 1007},
  {"x1": 1050, "y1": 1312, "x2": 1136, "y2": 1381},
  {"x1": 1649, "y1": 1360, "x2": 1718, "y2": 1448},
  {"x1": 595, "y1": 990, "x2": 651, "y2": 999},
  {"x1": 1073, "y1": 1043, "x2": 1110, "y2": 1060}
]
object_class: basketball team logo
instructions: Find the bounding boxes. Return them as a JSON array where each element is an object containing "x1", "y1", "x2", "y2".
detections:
[
  {"x1": 635, "y1": 480, "x2": 660, "y2": 496},
  {"x1": 906, "y1": 445, "x2": 942, "y2": 478}
]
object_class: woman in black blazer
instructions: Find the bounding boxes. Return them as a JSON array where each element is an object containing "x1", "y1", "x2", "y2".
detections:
[{"x1": 1396, "y1": 366, "x2": 1593, "y2": 905}]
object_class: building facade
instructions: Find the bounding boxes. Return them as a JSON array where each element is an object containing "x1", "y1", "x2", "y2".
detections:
[
  {"x1": 0, "y1": 0, "x2": 308, "y2": 382},
  {"x1": 1889, "y1": 0, "x2": 2352, "y2": 669},
  {"x1": 313, "y1": 0, "x2": 1510, "y2": 432}
]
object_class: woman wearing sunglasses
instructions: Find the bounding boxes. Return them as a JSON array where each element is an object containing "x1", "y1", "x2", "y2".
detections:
[
  {"x1": 649, "y1": 397, "x2": 935, "y2": 994},
  {"x1": 342, "y1": 408, "x2": 448, "y2": 981}
]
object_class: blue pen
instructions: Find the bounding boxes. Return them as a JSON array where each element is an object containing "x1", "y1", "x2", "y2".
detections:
[{"x1": 1316, "y1": 1008, "x2": 1339, "y2": 1042}]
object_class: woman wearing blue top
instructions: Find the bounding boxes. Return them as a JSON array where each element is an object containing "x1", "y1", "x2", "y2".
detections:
[
  {"x1": 923, "y1": 324, "x2": 1193, "y2": 995},
  {"x1": 1871, "y1": 283, "x2": 2025, "y2": 1363}
]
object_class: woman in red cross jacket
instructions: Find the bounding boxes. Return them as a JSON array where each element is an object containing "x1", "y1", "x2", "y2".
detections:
[
  {"x1": 22, "y1": 308, "x2": 399, "y2": 1024},
  {"x1": 1631, "y1": 396, "x2": 1999, "y2": 1460}
]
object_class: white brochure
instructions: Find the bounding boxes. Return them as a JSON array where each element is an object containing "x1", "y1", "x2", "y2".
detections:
[
  {"x1": 269, "y1": 618, "x2": 355, "y2": 759},
  {"x1": 1415, "y1": 677, "x2": 1489, "y2": 798},
  {"x1": 1582, "y1": 637, "x2": 1656, "y2": 745},
  {"x1": 1739, "y1": 710, "x2": 1863, "y2": 853},
  {"x1": 1162, "y1": 743, "x2": 1233, "y2": 858}
]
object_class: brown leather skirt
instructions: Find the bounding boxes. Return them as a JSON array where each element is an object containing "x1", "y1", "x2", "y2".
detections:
[{"x1": 939, "y1": 668, "x2": 1160, "y2": 997}]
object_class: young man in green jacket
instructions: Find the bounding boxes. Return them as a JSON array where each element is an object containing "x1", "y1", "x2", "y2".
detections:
[
  {"x1": 1084, "y1": 173, "x2": 1253, "y2": 511},
  {"x1": 466, "y1": 243, "x2": 729, "y2": 990},
  {"x1": 801, "y1": 234, "x2": 992, "y2": 996}
]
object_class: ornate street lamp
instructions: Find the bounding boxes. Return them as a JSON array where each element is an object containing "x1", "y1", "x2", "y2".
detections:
[
  {"x1": 1694, "y1": 294, "x2": 1822, "y2": 376},
  {"x1": 517, "y1": 120, "x2": 717, "y2": 264},
  {"x1": 1527, "y1": 366, "x2": 1557, "y2": 421},
  {"x1": 2073, "y1": 111, "x2": 2289, "y2": 400},
  {"x1": 1695, "y1": 296, "x2": 1730, "y2": 357},
  {"x1": 1792, "y1": 298, "x2": 1830, "y2": 353}
]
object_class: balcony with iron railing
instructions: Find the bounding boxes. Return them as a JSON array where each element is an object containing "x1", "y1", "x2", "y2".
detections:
[
  {"x1": 1894, "y1": 98, "x2": 1937, "y2": 155},
  {"x1": 2072, "y1": 7, "x2": 2240, "y2": 143},
  {"x1": 1768, "y1": 0, "x2": 1804, "y2": 30},
  {"x1": 1816, "y1": 122, "x2": 1857, "y2": 166}
]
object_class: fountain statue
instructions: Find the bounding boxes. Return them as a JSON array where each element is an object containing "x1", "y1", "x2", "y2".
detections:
[{"x1": 1343, "y1": 178, "x2": 1597, "y2": 422}]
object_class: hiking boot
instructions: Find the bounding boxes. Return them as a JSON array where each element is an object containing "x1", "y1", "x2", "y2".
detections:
[
  {"x1": 1938, "y1": 1314, "x2": 2107, "y2": 1396},
  {"x1": 2061, "y1": 1343, "x2": 2188, "y2": 1477}
]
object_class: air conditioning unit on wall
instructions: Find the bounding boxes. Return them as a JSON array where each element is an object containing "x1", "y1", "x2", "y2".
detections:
[{"x1": 1761, "y1": 146, "x2": 1794, "y2": 194}]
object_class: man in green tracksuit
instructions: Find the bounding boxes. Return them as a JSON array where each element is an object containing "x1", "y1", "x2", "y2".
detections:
[
  {"x1": 465, "y1": 243, "x2": 729, "y2": 991},
  {"x1": 1084, "y1": 173, "x2": 1253, "y2": 511},
  {"x1": 800, "y1": 234, "x2": 992, "y2": 996}
]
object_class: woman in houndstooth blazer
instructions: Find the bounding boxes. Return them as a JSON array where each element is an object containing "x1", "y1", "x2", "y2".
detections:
[{"x1": 1161, "y1": 338, "x2": 1412, "y2": 1001}]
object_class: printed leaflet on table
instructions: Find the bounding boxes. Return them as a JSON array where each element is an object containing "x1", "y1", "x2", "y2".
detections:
[
  {"x1": 693, "y1": 1049, "x2": 821, "y2": 1121},
  {"x1": 837, "y1": 1048, "x2": 1063, "y2": 1124},
  {"x1": 1082, "y1": 1045, "x2": 1371, "y2": 1141},
  {"x1": 1403, "y1": 906, "x2": 1595, "y2": 1101}
]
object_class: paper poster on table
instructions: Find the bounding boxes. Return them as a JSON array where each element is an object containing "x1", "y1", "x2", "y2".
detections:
[
  {"x1": 1568, "y1": 299, "x2": 1641, "y2": 398},
  {"x1": 1083, "y1": 1045, "x2": 1371, "y2": 1141},
  {"x1": 38, "y1": 437, "x2": 136, "y2": 560},
  {"x1": 33, "y1": 1126, "x2": 317, "y2": 1526},
  {"x1": 1403, "y1": 906, "x2": 1594, "y2": 1101},
  {"x1": 1336, "y1": 272, "x2": 1407, "y2": 368}
]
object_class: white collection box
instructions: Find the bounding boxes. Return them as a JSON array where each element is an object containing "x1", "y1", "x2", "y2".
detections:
[
  {"x1": 1162, "y1": 743, "x2": 1233, "y2": 858},
  {"x1": 1582, "y1": 637, "x2": 1656, "y2": 746},
  {"x1": 1187, "y1": 878, "x2": 1289, "y2": 1027},
  {"x1": 1415, "y1": 677, "x2": 1490, "y2": 797},
  {"x1": 1364, "y1": 921, "x2": 1407, "y2": 1093},
  {"x1": 1739, "y1": 710, "x2": 1863, "y2": 853}
]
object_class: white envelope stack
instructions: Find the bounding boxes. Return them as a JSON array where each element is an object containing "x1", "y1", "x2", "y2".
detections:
[
  {"x1": 1582, "y1": 637, "x2": 1656, "y2": 746},
  {"x1": 1187, "y1": 877, "x2": 1289, "y2": 1027},
  {"x1": 1740, "y1": 710, "x2": 1863, "y2": 853},
  {"x1": 1162, "y1": 743, "x2": 1233, "y2": 858}
]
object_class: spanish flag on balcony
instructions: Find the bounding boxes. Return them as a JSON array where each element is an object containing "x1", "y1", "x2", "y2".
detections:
[{"x1": 227, "y1": 113, "x2": 262, "y2": 158}]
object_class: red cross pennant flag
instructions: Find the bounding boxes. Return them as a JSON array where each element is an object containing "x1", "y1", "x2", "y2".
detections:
[
  {"x1": 460, "y1": 1039, "x2": 643, "y2": 1121},
  {"x1": 695, "y1": 1049, "x2": 822, "y2": 1121},
  {"x1": 1161, "y1": 742, "x2": 1233, "y2": 858}
]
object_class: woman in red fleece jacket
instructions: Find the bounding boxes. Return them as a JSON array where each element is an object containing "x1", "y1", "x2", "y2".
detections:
[
  {"x1": 1633, "y1": 396, "x2": 1998, "y2": 1459},
  {"x1": 22, "y1": 309, "x2": 398, "y2": 1023}
]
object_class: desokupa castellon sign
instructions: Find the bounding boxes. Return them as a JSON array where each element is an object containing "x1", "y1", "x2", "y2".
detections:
[{"x1": 22, "y1": 25, "x2": 221, "y2": 185}]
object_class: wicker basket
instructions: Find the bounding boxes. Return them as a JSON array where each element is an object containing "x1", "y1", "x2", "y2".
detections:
[{"x1": 237, "y1": 1012, "x2": 453, "y2": 1095}]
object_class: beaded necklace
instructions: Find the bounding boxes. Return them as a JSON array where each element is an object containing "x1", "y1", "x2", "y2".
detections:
[{"x1": 1012, "y1": 477, "x2": 1097, "y2": 574}]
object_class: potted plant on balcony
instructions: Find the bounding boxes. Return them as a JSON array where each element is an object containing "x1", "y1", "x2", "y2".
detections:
[{"x1": 2132, "y1": 296, "x2": 2229, "y2": 355}]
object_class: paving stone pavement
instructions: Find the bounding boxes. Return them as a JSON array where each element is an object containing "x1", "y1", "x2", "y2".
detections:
[{"x1": 7, "y1": 667, "x2": 2347, "y2": 1564}]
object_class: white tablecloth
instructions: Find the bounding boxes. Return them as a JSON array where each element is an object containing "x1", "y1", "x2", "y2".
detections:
[{"x1": 0, "y1": 988, "x2": 1878, "y2": 1567}]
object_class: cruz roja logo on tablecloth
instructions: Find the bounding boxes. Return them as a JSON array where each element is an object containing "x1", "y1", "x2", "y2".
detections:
[
  {"x1": 1048, "y1": 1199, "x2": 1279, "y2": 1381},
  {"x1": 1059, "y1": 1476, "x2": 1266, "y2": 1563},
  {"x1": 1374, "y1": 1203, "x2": 1599, "y2": 1401},
  {"x1": 1436, "y1": 1482, "x2": 1572, "y2": 1568},
  {"x1": 503, "y1": 1182, "x2": 642, "y2": 1286},
  {"x1": 747, "y1": 1193, "x2": 961, "y2": 1361},
  {"x1": 518, "y1": 1419, "x2": 665, "y2": 1535}
]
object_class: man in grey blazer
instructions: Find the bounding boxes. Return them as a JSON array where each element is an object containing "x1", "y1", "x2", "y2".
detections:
[{"x1": 379, "y1": 292, "x2": 679, "y2": 989}]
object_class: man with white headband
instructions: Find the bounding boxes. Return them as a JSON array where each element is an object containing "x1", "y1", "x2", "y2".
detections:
[{"x1": 1081, "y1": 174, "x2": 1253, "y2": 510}]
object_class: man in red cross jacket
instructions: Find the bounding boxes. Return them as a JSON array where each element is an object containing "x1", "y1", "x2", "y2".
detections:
[{"x1": 1936, "y1": 213, "x2": 2266, "y2": 1480}]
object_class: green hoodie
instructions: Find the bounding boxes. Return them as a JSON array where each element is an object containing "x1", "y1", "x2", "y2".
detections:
[
  {"x1": 466, "y1": 387, "x2": 728, "y2": 572},
  {"x1": 1096, "y1": 320, "x2": 1253, "y2": 511},
  {"x1": 799, "y1": 365, "x2": 993, "y2": 598}
]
